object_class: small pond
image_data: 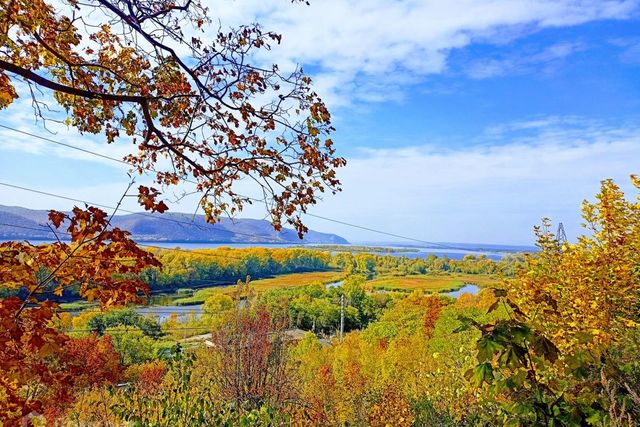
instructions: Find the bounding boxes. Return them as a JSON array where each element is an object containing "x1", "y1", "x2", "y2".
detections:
[
  {"x1": 325, "y1": 280, "x2": 344, "y2": 289},
  {"x1": 444, "y1": 284, "x2": 480, "y2": 298}
]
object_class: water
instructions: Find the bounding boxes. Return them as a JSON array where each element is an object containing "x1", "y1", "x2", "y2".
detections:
[
  {"x1": 132, "y1": 242, "x2": 510, "y2": 260},
  {"x1": 325, "y1": 280, "x2": 344, "y2": 289},
  {"x1": 324, "y1": 279, "x2": 480, "y2": 298},
  {"x1": 9, "y1": 240, "x2": 531, "y2": 261},
  {"x1": 444, "y1": 284, "x2": 480, "y2": 298},
  {"x1": 136, "y1": 305, "x2": 203, "y2": 323}
]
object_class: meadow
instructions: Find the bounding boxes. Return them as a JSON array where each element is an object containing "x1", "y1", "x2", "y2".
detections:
[
  {"x1": 367, "y1": 273, "x2": 500, "y2": 292},
  {"x1": 172, "y1": 270, "x2": 345, "y2": 305}
]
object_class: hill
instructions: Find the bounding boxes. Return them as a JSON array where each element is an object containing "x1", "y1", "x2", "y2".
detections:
[{"x1": 0, "y1": 205, "x2": 349, "y2": 244}]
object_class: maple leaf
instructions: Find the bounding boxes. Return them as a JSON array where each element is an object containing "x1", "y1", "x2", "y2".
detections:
[
  {"x1": 137, "y1": 186, "x2": 169, "y2": 213},
  {"x1": 48, "y1": 210, "x2": 68, "y2": 228}
]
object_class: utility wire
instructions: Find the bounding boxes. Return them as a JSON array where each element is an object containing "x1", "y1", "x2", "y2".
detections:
[
  {"x1": 303, "y1": 213, "x2": 470, "y2": 251},
  {"x1": 0, "y1": 124, "x2": 494, "y2": 254},
  {"x1": 0, "y1": 124, "x2": 131, "y2": 166}
]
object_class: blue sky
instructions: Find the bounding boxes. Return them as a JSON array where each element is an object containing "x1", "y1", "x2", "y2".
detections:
[{"x1": 1, "y1": 0, "x2": 640, "y2": 245}]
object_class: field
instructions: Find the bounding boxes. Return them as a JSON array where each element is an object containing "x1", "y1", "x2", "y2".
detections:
[
  {"x1": 366, "y1": 273, "x2": 500, "y2": 293},
  {"x1": 59, "y1": 301, "x2": 96, "y2": 311},
  {"x1": 173, "y1": 271, "x2": 344, "y2": 305}
]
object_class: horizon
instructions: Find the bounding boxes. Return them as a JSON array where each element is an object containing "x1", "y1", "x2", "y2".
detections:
[{"x1": 0, "y1": 202, "x2": 538, "y2": 249}]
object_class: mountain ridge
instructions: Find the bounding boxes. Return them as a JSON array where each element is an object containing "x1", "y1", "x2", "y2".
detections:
[{"x1": 0, "y1": 205, "x2": 349, "y2": 244}]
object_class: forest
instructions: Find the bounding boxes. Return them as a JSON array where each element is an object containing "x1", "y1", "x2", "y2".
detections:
[{"x1": 2, "y1": 178, "x2": 640, "y2": 426}]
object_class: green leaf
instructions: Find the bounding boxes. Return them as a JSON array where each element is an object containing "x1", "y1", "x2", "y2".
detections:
[
  {"x1": 486, "y1": 300, "x2": 500, "y2": 314},
  {"x1": 469, "y1": 362, "x2": 494, "y2": 387},
  {"x1": 477, "y1": 336, "x2": 504, "y2": 362},
  {"x1": 500, "y1": 345, "x2": 528, "y2": 369},
  {"x1": 531, "y1": 334, "x2": 559, "y2": 363}
]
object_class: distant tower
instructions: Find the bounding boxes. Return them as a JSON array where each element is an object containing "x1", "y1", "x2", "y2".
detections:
[{"x1": 557, "y1": 222, "x2": 567, "y2": 244}]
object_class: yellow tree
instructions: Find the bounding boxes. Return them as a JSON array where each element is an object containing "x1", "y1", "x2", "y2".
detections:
[{"x1": 464, "y1": 177, "x2": 640, "y2": 425}]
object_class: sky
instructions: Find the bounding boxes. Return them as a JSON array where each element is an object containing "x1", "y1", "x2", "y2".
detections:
[{"x1": 1, "y1": 0, "x2": 640, "y2": 245}]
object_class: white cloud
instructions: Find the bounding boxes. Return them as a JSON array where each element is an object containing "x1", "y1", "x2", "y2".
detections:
[
  {"x1": 207, "y1": 0, "x2": 639, "y2": 105},
  {"x1": 610, "y1": 37, "x2": 640, "y2": 64},
  {"x1": 299, "y1": 117, "x2": 640, "y2": 244},
  {"x1": 466, "y1": 41, "x2": 588, "y2": 79},
  {"x1": 2, "y1": 2, "x2": 640, "y2": 245},
  {"x1": 2, "y1": 115, "x2": 639, "y2": 244}
]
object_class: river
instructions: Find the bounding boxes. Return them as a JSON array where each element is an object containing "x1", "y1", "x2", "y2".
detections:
[{"x1": 133, "y1": 282, "x2": 481, "y2": 323}]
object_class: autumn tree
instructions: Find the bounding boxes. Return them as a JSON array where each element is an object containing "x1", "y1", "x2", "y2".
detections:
[
  {"x1": 0, "y1": 207, "x2": 160, "y2": 423},
  {"x1": 1, "y1": 1, "x2": 345, "y2": 422},
  {"x1": 463, "y1": 177, "x2": 640, "y2": 425},
  {"x1": 209, "y1": 303, "x2": 295, "y2": 413},
  {"x1": 0, "y1": 0, "x2": 345, "y2": 233},
  {"x1": 42, "y1": 334, "x2": 124, "y2": 420}
]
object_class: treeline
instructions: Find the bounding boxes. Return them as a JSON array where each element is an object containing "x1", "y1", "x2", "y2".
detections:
[
  {"x1": 142, "y1": 247, "x2": 520, "y2": 292},
  {"x1": 331, "y1": 251, "x2": 523, "y2": 278},
  {"x1": 144, "y1": 247, "x2": 333, "y2": 290},
  {"x1": 1, "y1": 245, "x2": 519, "y2": 304}
]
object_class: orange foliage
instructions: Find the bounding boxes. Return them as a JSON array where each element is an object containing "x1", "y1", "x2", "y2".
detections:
[
  {"x1": 454, "y1": 292, "x2": 478, "y2": 309},
  {"x1": 422, "y1": 296, "x2": 445, "y2": 336},
  {"x1": 368, "y1": 387, "x2": 414, "y2": 427},
  {"x1": 0, "y1": 0, "x2": 345, "y2": 234},
  {"x1": 43, "y1": 334, "x2": 123, "y2": 420},
  {"x1": 129, "y1": 361, "x2": 167, "y2": 396},
  {"x1": 0, "y1": 207, "x2": 158, "y2": 424}
]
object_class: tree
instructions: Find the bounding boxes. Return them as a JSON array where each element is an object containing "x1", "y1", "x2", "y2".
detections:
[
  {"x1": 0, "y1": 0, "x2": 345, "y2": 234},
  {"x1": 88, "y1": 308, "x2": 164, "y2": 339},
  {"x1": 463, "y1": 177, "x2": 640, "y2": 425},
  {"x1": 0, "y1": 207, "x2": 159, "y2": 423},
  {"x1": 209, "y1": 304, "x2": 294, "y2": 413},
  {"x1": 43, "y1": 334, "x2": 123, "y2": 420},
  {"x1": 368, "y1": 386, "x2": 414, "y2": 427}
]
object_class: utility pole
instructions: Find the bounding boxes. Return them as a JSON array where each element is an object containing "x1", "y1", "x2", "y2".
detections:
[
  {"x1": 557, "y1": 222, "x2": 567, "y2": 244},
  {"x1": 339, "y1": 294, "x2": 344, "y2": 340}
]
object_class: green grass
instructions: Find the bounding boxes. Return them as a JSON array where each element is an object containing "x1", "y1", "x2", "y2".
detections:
[
  {"x1": 173, "y1": 271, "x2": 344, "y2": 305},
  {"x1": 367, "y1": 273, "x2": 500, "y2": 293},
  {"x1": 59, "y1": 301, "x2": 95, "y2": 311}
]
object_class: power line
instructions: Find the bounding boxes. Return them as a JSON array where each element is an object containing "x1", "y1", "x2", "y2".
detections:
[
  {"x1": 0, "y1": 124, "x2": 131, "y2": 166},
  {"x1": 302, "y1": 213, "x2": 472, "y2": 252},
  {"x1": 0, "y1": 124, "x2": 492, "y2": 254}
]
